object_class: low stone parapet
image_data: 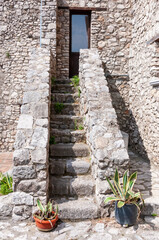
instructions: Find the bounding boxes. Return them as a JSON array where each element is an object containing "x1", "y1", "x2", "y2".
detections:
[
  {"x1": 79, "y1": 49, "x2": 129, "y2": 216},
  {"x1": 12, "y1": 48, "x2": 51, "y2": 220}
]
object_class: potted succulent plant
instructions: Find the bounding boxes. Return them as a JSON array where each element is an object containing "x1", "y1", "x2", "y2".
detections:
[
  {"x1": 104, "y1": 169, "x2": 144, "y2": 227},
  {"x1": 33, "y1": 199, "x2": 58, "y2": 232}
]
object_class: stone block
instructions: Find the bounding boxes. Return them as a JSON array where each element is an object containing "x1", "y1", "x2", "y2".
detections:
[
  {"x1": 32, "y1": 103, "x2": 48, "y2": 118},
  {"x1": 13, "y1": 205, "x2": 32, "y2": 220},
  {"x1": 111, "y1": 149, "x2": 129, "y2": 161},
  {"x1": 23, "y1": 91, "x2": 41, "y2": 104},
  {"x1": 31, "y1": 127, "x2": 48, "y2": 148},
  {"x1": 0, "y1": 193, "x2": 13, "y2": 219},
  {"x1": 13, "y1": 166, "x2": 36, "y2": 180},
  {"x1": 35, "y1": 119, "x2": 48, "y2": 127},
  {"x1": 17, "y1": 114, "x2": 33, "y2": 129},
  {"x1": 50, "y1": 177, "x2": 70, "y2": 196},
  {"x1": 50, "y1": 160, "x2": 66, "y2": 175},
  {"x1": 70, "y1": 176, "x2": 95, "y2": 197},
  {"x1": 14, "y1": 130, "x2": 26, "y2": 149},
  {"x1": 96, "y1": 179, "x2": 111, "y2": 194},
  {"x1": 17, "y1": 180, "x2": 41, "y2": 193},
  {"x1": 31, "y1": 148, "x2": 47, "y2": 164},
  {"x1": 12, "y1": 192, "x2": 33, "y2": 206},
  {"x1": 66, "y1": 159, "x2": 90, "y2": 175},
  {"x1": 13, "y1": 149, "x2": 30, "y2": 166}
]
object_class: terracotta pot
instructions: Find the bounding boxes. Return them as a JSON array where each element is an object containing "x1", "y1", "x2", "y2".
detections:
[{"x1": 33, "y1": 212, "x2": 58, "y2": 232}]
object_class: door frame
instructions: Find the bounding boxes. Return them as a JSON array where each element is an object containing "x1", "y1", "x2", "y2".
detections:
[{"x1": 69, "y1": 10, "x2": 91, "y2": 78}]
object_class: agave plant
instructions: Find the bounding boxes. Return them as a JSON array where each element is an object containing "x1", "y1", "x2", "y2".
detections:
[
  {"x1": 0, "y1": 172, "x2": 13, "y2": 195},
  {"x1": 104, "y1": 169, "x2": 144, "y2": 210},
  {"x1": 34, "y1": 199, "x2": 58, "y2": 220}
]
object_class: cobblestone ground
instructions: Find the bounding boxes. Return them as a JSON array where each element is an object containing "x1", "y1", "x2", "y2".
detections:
[{"x1": 0, "y1": 217, "x2": 159, "y2": 240}]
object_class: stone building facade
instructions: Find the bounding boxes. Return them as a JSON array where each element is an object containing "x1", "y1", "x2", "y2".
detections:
[{"x1": 0, "y1": 0, "x2": 159, "y2": 218}]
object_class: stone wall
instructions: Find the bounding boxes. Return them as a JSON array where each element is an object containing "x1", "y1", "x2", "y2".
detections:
[
  {"x1": 0, "y1": 0, "x2": 57, "y2": 151},
  {"x1": 79, "y1": 49, "x2": 129, "y2": 216},
  {"x1": 56, "y1": 8, "x2": 70, "y2": 79},
  {"x1": 107, "y1": 75, "x2": 130, "y2": 134},
  {"x1": 12, "y1": 48, "x2": 51, "y2": 220},
  {"x1": 56, "y1": 0, "x2": 132, "y2": 78},
  {"x1": 129, "y1": 0, "x2": 159, "y2": 165}
]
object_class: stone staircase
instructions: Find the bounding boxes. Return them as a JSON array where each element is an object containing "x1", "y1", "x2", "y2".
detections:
[{"x1": 49, "y1": 79, "x2": 99, "y2": 220}]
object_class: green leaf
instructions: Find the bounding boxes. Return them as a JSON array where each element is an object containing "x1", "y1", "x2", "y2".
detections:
[
  {"x1": 37, "y1": 199, "x2": 45, "y2": 213},
  {"x1": 117, "y1": 201, "x2": 125, "y2": 208},
  {"x1": 106, "y1": 177, "x2": 119, "y2": 197},
  {"x1": 127, "y1": 172, "x2": 137, "y2": 190},
  {"x1": 113, "y1": 171, "x2": 123, "y2": 199},
  {"x1": 47, "y1": 201, "x2": 53, "y2": 212},
  {"x1": 123, "y1": 170, "x2": 128, "y2": 194},
  {"x1": 104, "y1": 197, "x2": 120, "y2": 204}
]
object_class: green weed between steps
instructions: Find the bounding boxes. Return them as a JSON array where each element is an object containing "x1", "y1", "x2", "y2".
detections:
[
  {"x1": 74, "y1": 120, "x2": 84, "y2": 130},
  {"x1": 71, "y1": 75, "x2": 80, "y2": 88},
  {"x1": 0, "y1": 172, "x2": 13, "y2": 195},
  {"x1": 54, "y1": 102, "x2": 64, "y2": 114},
  {"x1": 50, "y1": 136, "x2": 56, "y2": 145},
  {"x1": 51, "y1": 76, "x2": 56, "y2": 85}
]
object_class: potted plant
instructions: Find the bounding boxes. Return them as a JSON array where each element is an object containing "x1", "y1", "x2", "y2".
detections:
[
  {"x1": 0, "y1": 172, "x2": 13, "y2": 195},
  {"x1": 33, "y1": 199, "x2": 58, "y2": 232},
  {"x1": 104, "y1": 169, "x2": 144, "y2": 227}
]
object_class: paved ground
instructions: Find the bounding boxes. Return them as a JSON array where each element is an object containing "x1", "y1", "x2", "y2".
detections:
[
  {"x1": 0, "y1": 217, "x2": 159, "y2": 240},
  {"x1": 0, "y1": 152, "x2": 13, "y2": 173}
]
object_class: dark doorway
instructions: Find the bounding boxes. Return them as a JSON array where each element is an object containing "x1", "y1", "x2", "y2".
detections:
[{"x1": 69, "y1": 11, "x2": 91, "y2": 78}]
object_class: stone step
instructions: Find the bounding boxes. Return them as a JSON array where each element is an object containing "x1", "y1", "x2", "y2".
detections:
[
  {"x1": 50, "y1": 129, "x2": 86, "y2": 143},
  {"x1": 50, "y1": 157, "x2": 91, "y2": 176},
  {"x1": 50, "y1": 175, "x2": 95, "y2": 197},
  {"x1": 50, "y1": 143, "x2": 90, "y2": 157},
  {"x1": 51, "y1": 93, "x2": 79, "y2": 103},
  {"x1": 50, "y1": 115, "x2": 83, "y2": 130},
  {"x1": 52, "y1": 84, "x2": 77, "y2": 93},
  {"x1": 51, "y1": 103, "x2": 80, "y2": 116},
  {"x1": 54, "y1": 198, "x2": 100, "y2": 220},
  {"x1": 53, "y1": 79, "x2": 71, "y2": 85}
]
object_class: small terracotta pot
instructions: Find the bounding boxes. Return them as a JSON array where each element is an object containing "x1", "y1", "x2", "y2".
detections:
[{"x1": 33, "y1": 212, "x2": 58, "y2": 232}]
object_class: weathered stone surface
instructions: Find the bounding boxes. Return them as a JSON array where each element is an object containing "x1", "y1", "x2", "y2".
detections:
[
  {"x1": 12, "y1": 192, "x2": 33, "y2": 206},
  {"x1": 66, "y1": 158, "x2": 90, "y2": 175},
  {"x1": 31, "y1": 127, "x2": 48, "y2": 148},
  {"x1": 50, "y1": 159, "x2": 66, "y2": 175},
  {"x1": 35, "y1": 119, "x2": 48, "y2": 127},
  {"x1": 50, "y1": 177, "x2": 70, "y2": 196},
  {"x1": 23, "y1": 91, "x2": 42, "y2": 104},
  {"x1": 58, "y1": 198, "x2": 100, "y2": 220},
  {"x1": 13, "y1": 149, "x2": 30, "y2": 166},
  {"x1": 17, "y1": 180, "x2": 43, "y2": 193},
  {"x1": 13, "y1": 166, "x2": 36, "y2": 179},
  {"x1": 50, "y1": 143, "x2": 89, "y2": 157},
  {"x1": 17, "y1": 115, "x2": 33, "y2": 129},
  {"x1": 13, "y1": 205, "x2": 32, "y2": 220},
  {"x1": 79, "y1": 49, "x2": 129, "y2": 213},
  {"x1": 32, "y1": 103, "x2": 49, "y2": 118},
  {"x1": 14, "y1": 130, "x2": 26, "y2": 150},
  {"x1": 31, "y1": 148, "x2": 47, "y2": 164},
  {"x1": 0, "y1": 193, "x2": 13, "y2": 219},
  {"x1": 70, "y1": 176, "x2": 95, "y2": 197}
]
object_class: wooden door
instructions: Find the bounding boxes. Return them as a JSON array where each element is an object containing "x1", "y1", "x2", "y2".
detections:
[{"x1": 69, "y1": 11, "x2": 91, "y2": 78}]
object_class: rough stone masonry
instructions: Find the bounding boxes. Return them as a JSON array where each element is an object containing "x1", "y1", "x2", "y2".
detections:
[{"x1": 12, "y1": 48, "x2": 51, "y2": 220}]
